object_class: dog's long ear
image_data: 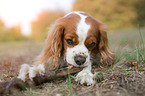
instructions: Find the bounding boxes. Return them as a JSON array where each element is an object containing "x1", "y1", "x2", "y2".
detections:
[
  {"x1": 35, "y1": 21, "x2": 64, "y2": 69},
  {"x1": 98, "y1": 25, "x2": 115, "y2": 64}
]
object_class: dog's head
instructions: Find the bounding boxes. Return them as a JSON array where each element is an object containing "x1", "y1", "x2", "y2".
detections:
[{"x1": 36, "y1": 11, "x2": 114, "y2": 69}]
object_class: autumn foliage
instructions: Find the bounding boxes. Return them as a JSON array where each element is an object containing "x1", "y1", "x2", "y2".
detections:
[
  {"x1": 0, "y1": 0, "x2": 145, "y2": 41},
  {"x1": 72, "y1": 0, "x2": 145, "y2": 30}
]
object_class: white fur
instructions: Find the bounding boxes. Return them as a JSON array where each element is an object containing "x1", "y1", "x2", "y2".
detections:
[
  {"x1": 65, "y1": 11, "x2": 91, "y2": 67},
  {"x1": 17, "y1": 64, "x2": 45, "y2": 81},
  {"x1": 64, "y1": 11, "x2": 85, "y2": 17},
  {"x1": 75, "y1": 63, "x2": 95, "y2": 85},
  {"x1": 65, "y1": 11, "x2": 94, "y2": 85},
  {"x1": 17, "y1": 64, "x2": 30, "y2": 81}
]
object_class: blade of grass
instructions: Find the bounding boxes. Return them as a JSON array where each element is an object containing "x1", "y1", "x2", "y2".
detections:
[
  {"x1": 67, "y1": 68, "x2": 73, "y2": 96},
  {"x1": 136, "y1": 47, "x2": 140, "y2": 69},
  {"x1": 0, "y1": 74, "x2": 6, "y2": 81},
  {"x1": 138, "y1": 25, "x2": 144, "y2": 49},
  {"x1": 138, "y1": 24, "x2": 145, "y2": 62}
]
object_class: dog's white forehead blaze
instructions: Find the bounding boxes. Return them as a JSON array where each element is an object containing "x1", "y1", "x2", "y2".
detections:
[
  {"x1": 65, "y1": 11, "x2": 91, "y2": 66},
  {"x1": 76, "y1": 13, "x2": 90, "y2": 44},
  {"x1": 65, "y1": 11, "x2": 91, "y2": 45}
]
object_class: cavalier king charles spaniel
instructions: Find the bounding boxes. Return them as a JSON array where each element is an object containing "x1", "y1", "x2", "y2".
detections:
[{"x1": 18, "y1": 11, "x2": 114, "y2": 85}]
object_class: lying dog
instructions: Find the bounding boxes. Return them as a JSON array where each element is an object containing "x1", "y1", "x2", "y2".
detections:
[{"x1": 18, "y1": 11, "x2": 114, "y2": 85}]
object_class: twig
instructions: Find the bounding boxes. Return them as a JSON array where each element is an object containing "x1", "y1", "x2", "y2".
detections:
[{"x1": 0, "y1": 67, "x2": 83, "y2": 96}]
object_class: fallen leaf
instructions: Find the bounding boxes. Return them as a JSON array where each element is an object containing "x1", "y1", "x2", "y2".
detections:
[
  {"x1": 72, "y1": 85, "x2": 81, "y2": 91},
  {"x1": 128, "y1": 61, "x2": 137, "y2": 66},
  {"x1": 112, "y1": 78, "x2": 115, "y2": 80},
  {"x1": 66, "y1": 65, "x2": 73, "y2": 69}
]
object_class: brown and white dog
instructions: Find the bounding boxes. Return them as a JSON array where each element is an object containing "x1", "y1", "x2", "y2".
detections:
[{"x1": 18, "y1": 11, "x2": 114, "y2": 85}]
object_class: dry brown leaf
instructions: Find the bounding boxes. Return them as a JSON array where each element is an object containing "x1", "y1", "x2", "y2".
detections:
[
  {"x1": 128, "y1": 61, "x2": 137, "y2": 66},
  {"x1": 66, "y1": 65, "x2": 73, "y2": 69}
]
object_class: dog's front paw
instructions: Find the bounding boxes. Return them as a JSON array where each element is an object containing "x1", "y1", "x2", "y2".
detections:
[
  {"x1": 17, "y1": 64, "x2": 45, "y2": 81},
  {"x1": 75, "y1": 70, "x2": 94, "y2": 85}
]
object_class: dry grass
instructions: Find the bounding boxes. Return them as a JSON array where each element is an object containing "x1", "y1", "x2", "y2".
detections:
[
  {"x1": 0, "y1": 28, "x2": 145, "y2": 96},
  {"x1": 0, "y1": 41, "x2": 44, "y2": 81}
]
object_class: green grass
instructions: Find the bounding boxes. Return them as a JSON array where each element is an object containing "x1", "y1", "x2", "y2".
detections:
[
  {"x1": 0, "y1": 74, "x2": 5, "y2": 81},
  {"x1": 136, "y1": 46, "x2": 139, "y2": 69},
  {"x1": 111, "y1": 26, "x2": 145, "y2": 69},
  {"x1": 67, "y1": 68, "x2": 73, "y2": 96},
  {"x1": 138, "y1": 25, "x2": 145, "y2": 51},
  {"x1": 138, "y1": 25, "x2": 145, "y2": 63}
]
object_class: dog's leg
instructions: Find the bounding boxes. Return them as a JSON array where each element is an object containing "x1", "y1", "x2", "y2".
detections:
[
  {"x1": 75, "y1": 63, "x2": 94, "y2": 85},
  {"x1": 17, "y1": 64, "x2": 45, "y2": 81}
]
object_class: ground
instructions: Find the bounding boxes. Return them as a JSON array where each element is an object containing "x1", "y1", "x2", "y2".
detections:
[{"x1": 0, "y1": 28, "x2": 145, "y2": 96}]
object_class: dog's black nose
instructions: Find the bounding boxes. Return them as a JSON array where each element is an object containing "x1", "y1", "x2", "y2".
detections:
[{"x1": 74, "y1": 56, "x2": 86, "y2": 65}]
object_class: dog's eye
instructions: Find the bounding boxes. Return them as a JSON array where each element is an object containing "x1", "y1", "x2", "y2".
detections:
[
  {"x1": 88, "y1": 42, "x2": 95, "y2": 48},
  {"x1": 66, "y1": 39, "x2": 74, "y2": 45}
]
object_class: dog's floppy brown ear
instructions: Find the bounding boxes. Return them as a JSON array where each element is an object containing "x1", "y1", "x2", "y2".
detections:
[
  {"x1": 98, "y1": 25, "x2": 115, "y2": 64},
  {"x1": 35, "y1": 21, "x2": 64, "y2": 69}
]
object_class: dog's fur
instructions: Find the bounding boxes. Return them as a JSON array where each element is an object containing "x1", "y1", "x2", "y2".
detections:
[{"x1": 18, "y1": 11, "x2": 114, "y2": 85}]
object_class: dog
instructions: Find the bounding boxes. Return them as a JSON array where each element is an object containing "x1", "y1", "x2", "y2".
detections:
[{"x1": 18, "y1": 11, "x2": 114, "y2": 85}]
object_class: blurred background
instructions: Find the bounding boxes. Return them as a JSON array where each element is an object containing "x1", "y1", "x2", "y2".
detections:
[{"x1": 0, "y1": 0, "x2": 145, "y2": 41}]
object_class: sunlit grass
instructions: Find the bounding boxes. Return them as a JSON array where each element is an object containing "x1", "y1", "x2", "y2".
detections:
[
  {"x1": 138, "y1": 25, "x2": 145, "y2": 63},
  {"x1": 111, "y1": 27, "x2": 145, "y2": 69}
]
